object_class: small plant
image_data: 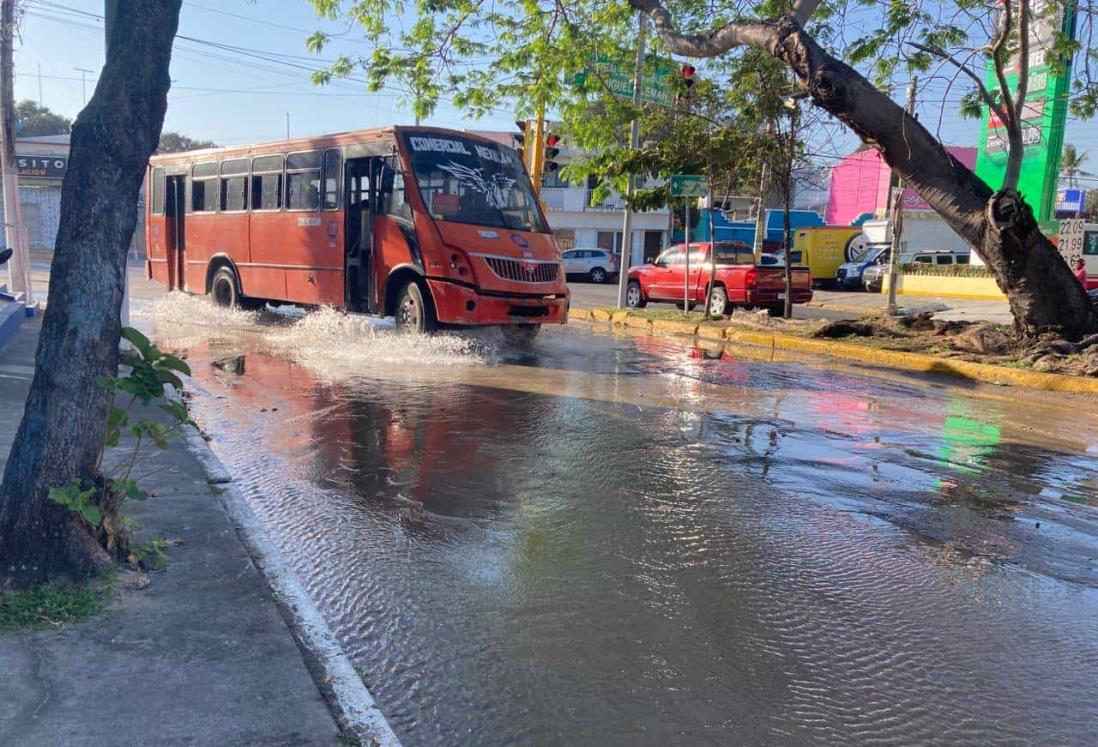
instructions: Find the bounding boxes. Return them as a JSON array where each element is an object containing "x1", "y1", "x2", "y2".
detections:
[
  {"x1": 0, "y1": 581, "x2": 106, "y2": 634},
  {"x1": 47, "y1": 327, "x2": 192, "y2": 569}
]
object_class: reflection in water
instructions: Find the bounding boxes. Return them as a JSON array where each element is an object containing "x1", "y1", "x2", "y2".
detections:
[{"x1": 140, "y1": 302, "x2": 1098, "y2": 746}]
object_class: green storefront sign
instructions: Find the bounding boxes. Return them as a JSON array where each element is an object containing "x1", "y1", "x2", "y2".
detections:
[
  {"x1": 573, "y1": 53, "x2": 677, "y2": 107},
  {"x1": 974, "y1": 5, "x2": 1077, "y2": 228}
]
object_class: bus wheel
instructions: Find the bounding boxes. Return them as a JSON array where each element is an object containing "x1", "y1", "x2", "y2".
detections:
[
  {"x1": 211, "y1": 267, "x2": 239, "y2": 308},
  {"x1": 395, "y1": 281, "x2": 437, "y2": 333},
  {"x1": 501, "y1": 324, "x2": 540, "y2": 346}
]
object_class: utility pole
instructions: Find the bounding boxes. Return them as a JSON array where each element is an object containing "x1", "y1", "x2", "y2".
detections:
[
  {"x1": 74, "y1": 67, "x2": 93, "y2": 106},
  {"x1": 782, "y1": 100, "x2": 799, "y2": 319},
  {"x1": 886, "y1": 77, "x2": 918, "y2": 316},
  {"x1": 752, "y1": 122, "x2": 773, "y2": 258},
  {"x1": 528, "y1": 106, "x2": 545, "y2": 197},
  {"x1": 286, "y1": 111, "x2": 290, "y2": 140},
  {"x1": 615, "y1": 10, "x2": 647, "y2": 308},
  {"x1": 2, "y1": 0, "x2": 33, "y2": 303},
  {"x1": 36, "y1": 61, "x2": 41, "y2": 105}
]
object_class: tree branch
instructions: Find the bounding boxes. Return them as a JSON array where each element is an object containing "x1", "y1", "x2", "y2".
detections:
[
  {"x1": 791, "y1": 0, "x2": 824, "y2": 26},
  {"x1": 908, "y1": 42, "x2": 1010, "y2": 125},
  {"x1": 628, "y1": 0, "x2": 778, "y2": 57}
]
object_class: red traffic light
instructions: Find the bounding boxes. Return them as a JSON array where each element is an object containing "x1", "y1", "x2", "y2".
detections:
[
  {"x1": 546, "y1": 133, "x2": 562, "y2": 147},
  {"x1": 682, "y1": 64, "x2": 696, "y2": 88}
]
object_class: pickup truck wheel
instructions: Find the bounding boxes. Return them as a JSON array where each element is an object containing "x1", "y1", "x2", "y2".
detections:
[
  {"x1": 625, "y1": 281, "x2": 647, "y2": 308},
  {"x1": 707, "y1": 286, "x2": 729, "y2": 317},
  {"x1": 766, "y1": 303, "x2": 785, "y2": 318}
]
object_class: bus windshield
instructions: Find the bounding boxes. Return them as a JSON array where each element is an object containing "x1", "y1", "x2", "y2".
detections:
[{"x1": 401, "y1": 132, "x2": 548, "y2": 233}]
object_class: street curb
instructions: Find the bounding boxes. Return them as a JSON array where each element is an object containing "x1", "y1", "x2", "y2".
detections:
[
  {"x1": 0, "y1": 299, "x2": 25, "y2": 354},
  {"x1": 570, "y1": 309, "x2": 1098, "y2": 395},
  {"x1": 179, "y1": 423, "x2": 402, "y2": 747}
]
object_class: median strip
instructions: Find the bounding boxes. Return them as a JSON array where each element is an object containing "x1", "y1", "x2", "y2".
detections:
[{"x1": 570, "y1": 308, "x2": 1098, "y2": 394}]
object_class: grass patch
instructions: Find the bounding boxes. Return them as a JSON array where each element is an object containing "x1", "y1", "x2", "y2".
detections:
[{"x1": 0, "y1": 581, "x2": 107, "y2": 634}]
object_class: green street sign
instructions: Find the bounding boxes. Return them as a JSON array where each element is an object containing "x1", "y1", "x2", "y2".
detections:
[
  {"x1": 670, "y1": 174, "x2": 708, "y2": 197},
  {"x1": 573, "y1": 53, "x2": 677, "y2": 108},
  {"x1": 974, "y1": 6, "x2": 1077, "y2": 228}
]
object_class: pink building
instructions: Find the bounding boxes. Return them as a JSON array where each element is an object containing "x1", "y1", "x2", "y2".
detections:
[{"x1": 826, "y1": 147, "x2": 977, "y2": 226}]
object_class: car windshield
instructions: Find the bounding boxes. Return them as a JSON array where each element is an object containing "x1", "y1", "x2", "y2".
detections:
[
  {"x1": 852, "y1": 244, "x2": 886, "y2": 262},
  {"x1": 401, "y1": 132, "x2": 548, "y2": 233}
]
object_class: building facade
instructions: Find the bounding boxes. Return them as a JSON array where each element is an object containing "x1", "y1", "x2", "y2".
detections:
[{"x1": 0, "y1": 134, "x2": 145, "y2": 255}]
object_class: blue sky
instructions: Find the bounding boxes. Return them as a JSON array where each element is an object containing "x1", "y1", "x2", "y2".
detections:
[{"x1": 13, "y1": 0, "x2": 1098, "y2": 186}]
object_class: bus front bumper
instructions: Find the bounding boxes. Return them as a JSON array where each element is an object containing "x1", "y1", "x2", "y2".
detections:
[{"x1": 426, "y1": 279, "x2": 570, "y2": 326}]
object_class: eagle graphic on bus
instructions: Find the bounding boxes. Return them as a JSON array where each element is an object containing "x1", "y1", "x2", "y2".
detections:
[{"x1": 437, "y1": 160, "x2": 516, "y2": 209}]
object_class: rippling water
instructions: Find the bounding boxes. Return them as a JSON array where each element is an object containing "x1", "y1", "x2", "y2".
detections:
[{"x1": 138, "y1": 297, "x2": 1098, "y2": 746}]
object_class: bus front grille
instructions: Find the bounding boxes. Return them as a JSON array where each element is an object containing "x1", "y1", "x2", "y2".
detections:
[{"x1": 483, "y1": 257, "x2": 561, "y2": 284}]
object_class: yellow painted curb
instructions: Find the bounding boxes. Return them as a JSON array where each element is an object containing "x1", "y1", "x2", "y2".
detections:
[
  {"x1": 651, "y1": 319, "x2": 698, "y2": 337},
  {"x1": 568, "y1": 314, "x2": 1098, "y2": 395},
  {"x1": 723, "y1": 328, "x2": 1098, "y2": 394},
  {"x1": 697, "y1": 325, "x2": 728, "y2": 341},
  {"x1": 591, "y1": 308, "x2": 613, "y2": 322}
]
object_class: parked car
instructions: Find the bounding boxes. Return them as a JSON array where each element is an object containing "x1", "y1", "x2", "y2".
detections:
[
  {"x1": 561, "y1": 248, "x2": 618, "y2": 283},
  {"x1": 836, "y1": 245, "x2": 890, "y2": 290},
  {"x1": 625, "y1": 241, "x2": 813, "y2": 317},
  {"x1": 862, "y1": 249, "x2": 971, "y2": 292}
]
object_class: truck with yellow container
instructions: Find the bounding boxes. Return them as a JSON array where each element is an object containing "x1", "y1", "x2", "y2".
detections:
[{"x1": 791, "y1": 226, "x2": 870, "y2": 287}]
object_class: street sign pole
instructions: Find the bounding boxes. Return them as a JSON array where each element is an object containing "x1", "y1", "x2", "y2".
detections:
[
  {"x1": 683, "y1": 197, "x2": 690, "y2": 313},
  {"x1": 615, "y1": 11, "x2": 647, "y2": 309}
]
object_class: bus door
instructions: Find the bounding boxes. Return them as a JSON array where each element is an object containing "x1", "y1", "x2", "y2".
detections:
[
  {"x1": 165, "y1": 175, "x2": 186, "y2": 291},
  {"x1": 344, "y1": 157, "x2": 383, "y2": 313}
]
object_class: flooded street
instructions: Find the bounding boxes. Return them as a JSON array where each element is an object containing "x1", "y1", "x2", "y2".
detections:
[{"x1": 139, "y1": 296, "x2": 1098, "y2": 746}]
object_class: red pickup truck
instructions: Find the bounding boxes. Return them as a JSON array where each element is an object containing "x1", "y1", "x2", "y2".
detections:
[{"x1": 626, "y1": 241, "x2": 813, "y2": 316}]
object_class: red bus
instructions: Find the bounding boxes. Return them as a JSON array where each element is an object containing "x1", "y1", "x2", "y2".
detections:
[{"x1": 145, "y1": 126, "x2": 569, "y2": 338}]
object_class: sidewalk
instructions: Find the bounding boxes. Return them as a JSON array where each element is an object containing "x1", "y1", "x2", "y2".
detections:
[
  {"x1": 0, "y1": 319, "x2": 343, "y2": 746},
  {"x1": 809, "y1": 289, "x2": 1013, "y2": 325}
]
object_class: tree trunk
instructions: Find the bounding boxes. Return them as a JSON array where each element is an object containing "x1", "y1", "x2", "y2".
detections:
[
  {"x1": 768, "y1": 19, "x2": 1095, "y2": 339},
  {"x1": 0, "y1": 0, "x2": 182, "y2": 589},
  {"x1": 632, "y1": 1, "x2": 1096, "y2": 339}
]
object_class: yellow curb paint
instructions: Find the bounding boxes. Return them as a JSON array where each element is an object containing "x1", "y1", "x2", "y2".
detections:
[
  {"x1": 697, "y1": 325, "x2": 728, "y2": 341},
  {"x1": 591, "y1": 308, "x2": 613, "y2": 322},
  {"x1": 567, "y1": 316, "x2": 1098, "y2": 395},
  {"x1": 651, "y1": 319, "x2": 698, "y2": 336},
  {"x1": 611, "y1": 310, "x2": 631, "y2": 323}
]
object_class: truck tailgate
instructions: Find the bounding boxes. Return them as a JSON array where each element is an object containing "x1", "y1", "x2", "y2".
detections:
[{"x1": 754, "y1": 267, "x2": 811, "y2": 290}]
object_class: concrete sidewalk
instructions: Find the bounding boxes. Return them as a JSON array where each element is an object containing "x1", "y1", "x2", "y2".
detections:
[
  {"x1": 809, "y1": 289, "x2": 1014, "y2": 325},
  {"x1": 0, "y1": 319, "x2": 343, "y2": 746}
]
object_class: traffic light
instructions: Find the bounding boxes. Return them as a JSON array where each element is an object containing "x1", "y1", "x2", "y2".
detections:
[
  {"x1": 544, "y1": 132, "x2": 562, "y2": 173},
  {"x1": 513, "y1": 120, "x2": 528, "y2": 166},
  {"x1": 681, "y1": 64, "x2": 696, "y2": 90}
]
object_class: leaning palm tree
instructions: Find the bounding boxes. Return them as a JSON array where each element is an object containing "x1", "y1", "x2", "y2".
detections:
[{"x1": 1060, "y1": 144, "x2": 1091, "y2": 190}]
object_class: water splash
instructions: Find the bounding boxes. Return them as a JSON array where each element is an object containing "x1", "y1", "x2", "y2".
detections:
[
  {"x1": 263, "y1": 306, "x2": 486, "y2": 373},
  {"x1": 133, "y1": 291, "x2": 260, "y2": 328}
]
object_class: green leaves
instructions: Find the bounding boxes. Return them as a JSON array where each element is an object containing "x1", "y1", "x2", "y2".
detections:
[{"x1": 48, "y1": 480, "x2": 102, "y2": 528}]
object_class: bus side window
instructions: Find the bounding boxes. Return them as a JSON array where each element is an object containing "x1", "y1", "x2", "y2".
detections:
[
  {"x1": 251, "y1": 155, "x2": 284, "y2": 211},
  {"x1": 151, "y1": 167, "x2": 165, "y2": 215},
  {"x1": 383, "y1": 157, "x2": 411, "y2": 221},
  {"x1": 220, "y1": 158, "x2": 249, "y2": 212},
  {"x1": 323, "y1": 149, "x2": 341, "y2": 210}
]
